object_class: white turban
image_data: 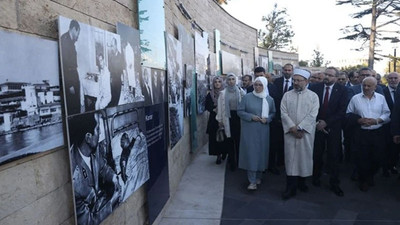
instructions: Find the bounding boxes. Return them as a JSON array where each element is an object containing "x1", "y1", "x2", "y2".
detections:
[{"x1": 293, "y1": 69, "x2": 311, "y2": 80}]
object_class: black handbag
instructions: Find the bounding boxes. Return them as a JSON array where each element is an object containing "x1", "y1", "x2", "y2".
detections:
[{"x1": 216, "y1": 127, "x2": 225, "y2": 142}]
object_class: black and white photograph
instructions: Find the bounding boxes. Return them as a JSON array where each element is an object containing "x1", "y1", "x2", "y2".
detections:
[
  {"x1": 242, "y1": 53, "x2": 253, "y2": 75},
  {"x1": 259, "y1": 55, "x2": 269, "y2": 71},
  {"x1": 178, "y1": 24, "x2": 195, "y2": 117},
  {"x1": 117, "y1": 22, "x2": 145, "y2": 105},
  {"x1": 166, "y1": 33, "x2": 184, "y2": 148},
  {"x1": 59, "y1": 17, "x2": 138, "y2": 116},
  {"x1": 221, "y1": 50, "x2": 242, "y2": 76},
  {"x1": 68, "y1": 103, "x2": 149, "y2": 225},
  {"x1": 195, "y1": 31, "x2": 209, "y2": 114},
  {"x1": 0, "y1": 29, "x2": 64, "y2": 165},
  {"x1": 151, "y1": 68, "x2": 167, "y2": 105},
  {"x1": 138, "y1": 0, "x2": 166, "y2": 70},
  {"x1": 141, "y1": 66, "x2": 154, "y2": 106}
]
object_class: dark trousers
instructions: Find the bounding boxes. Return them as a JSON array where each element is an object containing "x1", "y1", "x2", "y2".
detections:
[
  {"x1": 313, "y1": 128, "x2": 342, "y2": 186},
  {"x1": 229, "y1": 110, "x2": 240, "y2": 166},
  {"x1": 270, "y1": 121, "x2": 284, "y2": 168},
  {"x1": 356, "y1": 128, "x2": 385, "y2": 183},
  {"x1": 383, "y1": 123, "x2": 400, "y2": 170}
]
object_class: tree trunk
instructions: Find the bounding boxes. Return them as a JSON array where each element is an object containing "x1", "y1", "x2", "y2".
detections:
[{"x1": 368, "y1": 0, "x2": 377, "y2": 69}]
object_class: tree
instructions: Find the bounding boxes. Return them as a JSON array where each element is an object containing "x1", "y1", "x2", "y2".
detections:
[
  {"x1": 337, "y1": 0, "x2": 400, "y2": 69},
  {"x1": 311, "y1": 49, "x2": 325, "y2": 67},
  {"x1": 258, "y1": 4, "x2": 295, "y2": 50},
  {"x1": 299, "y1": 60, "x2": 308, "y2": 67}
]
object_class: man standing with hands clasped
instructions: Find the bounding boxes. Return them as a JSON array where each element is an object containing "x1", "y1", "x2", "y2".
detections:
[
  {"x1": 280, "y1": 69, "x2": 319, "y2": 200},
  {"x1": 309, "y1": 67, "x2": 348, "y2": 197}
]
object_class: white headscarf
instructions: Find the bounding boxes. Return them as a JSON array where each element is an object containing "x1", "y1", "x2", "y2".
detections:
[{"x1": 252, "y1": 77, "x2": 269, "y2": 119}]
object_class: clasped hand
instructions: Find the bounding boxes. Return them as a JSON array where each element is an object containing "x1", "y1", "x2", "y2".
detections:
[
  {"x1": 357, "y1": 118, "x2": 378, "y2": 126},
  {"x1": 252, "y1": 115, "x2": 267, "y2": 124}
]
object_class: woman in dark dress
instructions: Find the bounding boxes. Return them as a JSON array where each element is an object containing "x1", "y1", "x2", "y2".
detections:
[{"x1": 206, "y1": 76, "x2": 226, "y2": 164}]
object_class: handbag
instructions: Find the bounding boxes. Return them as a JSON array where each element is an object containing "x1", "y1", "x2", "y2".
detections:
[{"x1": 216, "y1": 127, "x2": 225, "y2": 142}]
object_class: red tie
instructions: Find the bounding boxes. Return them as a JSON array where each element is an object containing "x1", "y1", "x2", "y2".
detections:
[
  {"x1": 321, "y1": 86, "x2": 330, "y2": 118},
  {"x1": 284, "y1": 80, "x2": 289, "y2": 93}
]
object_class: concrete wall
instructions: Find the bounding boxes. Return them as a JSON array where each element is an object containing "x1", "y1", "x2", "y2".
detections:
[{"x1": 0, "y1": 0, "x2": 258, "y2": 224}]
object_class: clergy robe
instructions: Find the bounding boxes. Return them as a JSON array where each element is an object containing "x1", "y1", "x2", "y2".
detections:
[{"x1": 280, "y1": 88, "x2": 319, "y2": 177}]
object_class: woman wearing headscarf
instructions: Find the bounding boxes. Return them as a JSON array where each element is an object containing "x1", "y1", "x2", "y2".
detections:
[
  {"x1": 237, "y1": 76, "x2": 276, "y2": 190},
  {"x1": 216, "y1": 73, "x2": 246, "y2": 171},
  {"x1": 206, "y1": 76, "x2": 227, "y2": 164}
]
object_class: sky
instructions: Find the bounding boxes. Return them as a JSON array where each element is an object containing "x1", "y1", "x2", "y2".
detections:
[
  {"x1": 0, "y1": 30, "x2": 60, "y2": 85},
  {"x1": 222, "y1": 0, "x2": 394, "y2": 73}
]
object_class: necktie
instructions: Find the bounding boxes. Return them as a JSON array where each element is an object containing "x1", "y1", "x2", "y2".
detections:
[
  {"x1": 284, "y1": 80, "x2": 289, "y2": 93},
  {"x1": 392, "y1": 90, "x2": 396, "y2": 103},
  {"x1": 321, "y1": 86, "x2": 330, "y2": 118}
]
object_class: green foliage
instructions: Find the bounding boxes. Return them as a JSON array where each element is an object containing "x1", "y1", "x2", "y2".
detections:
[
  {"x1": 311, "y1": 50, "x2": 324, "y2": 67},
  {"x1": 336, "y1": 0, "x2": 400, "y2": 68},
  {"x1": 340, "y1": 64, "x2": 367, "y2": 73},
  {"x1": 258, "y1": 4, "x2": 295, "y2": 50},
  {"x1": 298, "y1": 60, "x2": 308, "y2": 67}
]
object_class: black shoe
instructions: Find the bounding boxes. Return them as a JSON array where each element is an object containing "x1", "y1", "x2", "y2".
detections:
[
  {"x1": 359, "y1": 182, "x2": 369, "y2": 192},
  {"x1": 282, "y1": 189, "x2": 296, "y2": 200},
  {"x1": 330, "y1": 185, "x2": 344, "y2": 197},
  {"x1": 383, "y1": 169, "x2": 390, "y2": 177},
  {"x1": 312, "y1": 178, "x2": 321, "y2": 187},
  {"x1": 390, "y1": 167, "x2": 398, "y2": 174},
  {"x1": 216, "y1": 155, "x2": 222, "y2": 165},
  {"x1": 298, "y1": 184, "x2": 309, "y2": 193},
  {"x1": 221, "y1": 153, "x2": 227, "y2": 160},
  {"x1": 268, "y1": 167, "x2": 280, "y2": 175}
]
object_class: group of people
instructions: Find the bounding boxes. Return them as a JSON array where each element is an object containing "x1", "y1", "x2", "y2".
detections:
[{"x1": 206, "y1": 63, "x2": 400, "y2": 200}]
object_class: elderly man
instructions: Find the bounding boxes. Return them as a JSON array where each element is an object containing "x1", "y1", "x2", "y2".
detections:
[
  {"x1": 347, "y1": 77, "x2": 390, "y2": 191},
  {"x1": 280, "y1": 69, "x2": 319, "y2": 200},
  {"x1": 382, "y1": 72, "x2": 400, "y2": 176},
  {"x1": 309, "y1": 67, "x2": 348, "y2": 197}
]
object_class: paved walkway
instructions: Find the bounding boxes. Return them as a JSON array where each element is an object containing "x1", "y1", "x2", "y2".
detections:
[
  {"x1": 159, "y1": 144, "x2": 400, "y2": 225},
  {"x1": 159, "y1": 145, "x2": 226, "y2": 225}
]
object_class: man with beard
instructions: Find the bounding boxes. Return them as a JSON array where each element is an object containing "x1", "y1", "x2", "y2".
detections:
[
  {"x1": 281, "y1": 69, "x2": 319, "y2": 200},
  {"x1": 309, "y1": 67, "x2": 347, "y2": 197}
]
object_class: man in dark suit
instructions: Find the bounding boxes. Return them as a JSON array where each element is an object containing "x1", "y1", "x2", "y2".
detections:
[
  {"x1": 241, "y1": 74, "x2": 254, "y2": 93},
  {"x1": 383, "y1": 72, "x2": 400, "y2": 176},
  {"x1": 268, "y1": 64, "x2": 293, "y2": 174},
  {"x1": 309, "y1": 67, "x2": 348, "y2": 196},
  {"x1": 60, "y1": 19, "x2": 81, "y2": 115},
  {"x1": 348, "y1": 67, "x2": 383, "y2": 98}
]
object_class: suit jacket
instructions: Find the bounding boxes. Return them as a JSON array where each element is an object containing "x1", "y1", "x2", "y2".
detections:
[
  {"x1": 272, "y1": 76, "x2": 291, "y2": 121},
  {"x1": 309, "y1": 83, "x2": 348, "y2": 130},
  {"x1": 383, "y1": 86, "x2": 395, "y2": 112},
  {"x1": 348, "y1": 83, "x2": 384, "y2": 99}
]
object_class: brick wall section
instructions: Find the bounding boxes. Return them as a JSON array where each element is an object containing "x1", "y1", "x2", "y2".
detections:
[{"x1": 0, "y1": 0, "x2": 257, "y2": 224}]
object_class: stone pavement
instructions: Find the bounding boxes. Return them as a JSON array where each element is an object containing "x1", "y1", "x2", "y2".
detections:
[{"x1": 158, "y1": 145, "x2": 400, "y2": 225}]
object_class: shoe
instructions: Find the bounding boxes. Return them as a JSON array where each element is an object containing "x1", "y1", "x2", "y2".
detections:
[
  {"x1": 221, "y1": 153, "x2": 227, "y2": 160},
  {"x1": 216, "y1": 155, "x2": 222, "y2": 165},
  {"x1": 298, "y1": 184, "x2": 309, "y2": 193},
  {"x1": 359, "y1": 182, "x2": 369, "y2": 192},
  {"x1": 390, "y1": 167, "x2": 398, "y2": 174},
  {"x1": 256, "y1": 179, "x2": 262, "y2": 185},
  {"x1": 247, "y1": 183, "x2": 257, "y2": 190},
  {"x1": 282, "y1": 189, "x2": 296, "y2": 200},
  {"x1": 312, "y1": 178, "x2": 321, "y2": 187},
  {"x1": 268, "y1": 167, "x2": 280, "y2": 175},
  {"x1": 382, "y1": 169, "x2": 390, "y2": 177},
  {"x1": 330, "y1": 185, "x2": 344, "y2": 197}
]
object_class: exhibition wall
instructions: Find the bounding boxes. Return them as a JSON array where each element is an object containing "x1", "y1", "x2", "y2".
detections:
[{"x1": 0, "y1": 0, "x2": 258, "y2": 224}]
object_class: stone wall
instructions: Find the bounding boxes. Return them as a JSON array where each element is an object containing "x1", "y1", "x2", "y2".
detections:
[{"x1": 0, "y1": 0, "x2": 258, "y2": 224}]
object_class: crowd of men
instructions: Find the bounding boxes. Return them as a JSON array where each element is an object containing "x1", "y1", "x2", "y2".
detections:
[{"x1": 240, "y1": 65, "x2": 400, "y2": 199}]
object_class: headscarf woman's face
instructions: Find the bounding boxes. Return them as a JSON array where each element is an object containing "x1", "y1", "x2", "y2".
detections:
[
  {"x1": 226, "y1": 75, "x2": 236, "y2": 87},
  {"x1": 254, "y1": 80, "x2": 264, "y2": 93},
  {"x1": 214, "y1": 78, "x2": 222, "y2": 89}
]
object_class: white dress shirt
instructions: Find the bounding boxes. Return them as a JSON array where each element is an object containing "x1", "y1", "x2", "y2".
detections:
[{"x1": 346, "y1": 92, "x2": 390, "y2": 130}]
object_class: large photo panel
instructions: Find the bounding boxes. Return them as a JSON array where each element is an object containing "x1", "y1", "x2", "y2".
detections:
[
  {"x1": 67, "y1": 103, "x2": 149, "y2": 225},
  {"x1": 166, "y1": 33, "x2": 184, "y2": 148},
  {"x1": 59, "y1": 17, "x2": 140, "y2": 116},
  {"x1": 0, "y1": 29, "x2": 64, "y2": 165},
  {"x1": 195, "y1": 31, "x2": 209, "y2": 114}
]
